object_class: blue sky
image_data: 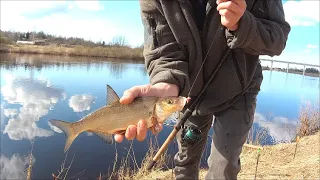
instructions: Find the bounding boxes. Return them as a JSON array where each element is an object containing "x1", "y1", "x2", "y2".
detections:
[{"x1": 0, "y1": 0, "x2": 319, "y2": 67}]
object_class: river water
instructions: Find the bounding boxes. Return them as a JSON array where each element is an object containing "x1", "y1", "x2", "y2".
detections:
[{"x1": 0, "y1": 53, "x2": 319, "y2": 179}]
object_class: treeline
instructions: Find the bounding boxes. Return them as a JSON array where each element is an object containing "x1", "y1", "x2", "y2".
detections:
[
  {"x1": 0, "y1": 30, "x2": 138, "y2": 48},
  {"x1": 263, "y1": 66, "x2": 319, "y2": 74}
]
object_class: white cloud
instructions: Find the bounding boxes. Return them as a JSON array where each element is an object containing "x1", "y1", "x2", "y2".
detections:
[
  {"x1": 0, "y1": 154, "x2": 35, "y2": 180},
  {"x1": 307, "y1": 44, "x2": 318, "y2": 49},
  {"x1": 254, "y1": 113, "x2": 297, "y2": 143},
  {"x1": 87, "y1": 132, "x2": 93, "y2": 136},
  {"x1": 69, "y1": 94, "x2": 95, "y2": 112},
  {"x1": 1, "y1": 74, "x2": 66, "y2": 140},
  {"x1": 4, "y1": 109, "x2": 19, "y2": 118},
  {"x1": 0, "y1": 0, "x2": 143, "y2": 46},
  {"x1": 283, "y1": 1, "x2": 320, "y2": 26},
  {"x1": 48, "y1": 121, "x2": 63, "y2": 134},
  {"x1": 168, "y1": 112, "x2": 298, "y2": 143}
]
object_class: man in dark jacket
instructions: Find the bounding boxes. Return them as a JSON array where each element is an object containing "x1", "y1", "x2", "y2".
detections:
[{"x1": 114, "y1": 0, "x2": 290, "y2": 179}]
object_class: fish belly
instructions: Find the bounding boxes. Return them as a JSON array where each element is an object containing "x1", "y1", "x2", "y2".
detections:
[{"x1": 81, "y1": 105, "x2": 153, "y2": 134}]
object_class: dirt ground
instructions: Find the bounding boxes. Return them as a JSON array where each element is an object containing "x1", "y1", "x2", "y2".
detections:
[{"x1": 141, "y1": 131, "x2": 320, "y2": 180}]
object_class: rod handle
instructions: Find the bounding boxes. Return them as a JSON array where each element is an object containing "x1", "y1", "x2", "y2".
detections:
[{"x1": 147, "y1": 128, "x2": 179, "y2": 170}]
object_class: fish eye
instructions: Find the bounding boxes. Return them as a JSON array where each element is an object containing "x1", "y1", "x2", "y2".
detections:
[{"x1": 167, "y1": 99, "x2": 173, "y2": 104}]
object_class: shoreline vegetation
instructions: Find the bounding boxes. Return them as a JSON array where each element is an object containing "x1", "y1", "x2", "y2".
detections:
[
  {"x1": 1, "y1": 30, "x2": 319, "y2": 77},
  {"x1": 27, "y1": 101, "x2": 318, "y2": 180},
  {"x1": 107, "y1": 101, "x2": 320, "y2": 180},
  {"x1": 0, "y1": 43, "x2": 144, "y2": 61},
  {"x1": 0, "y1": 30, "x2": 144, "y2": 60}
]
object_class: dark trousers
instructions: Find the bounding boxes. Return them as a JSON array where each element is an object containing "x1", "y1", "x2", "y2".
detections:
[{"x1": 174, "y1": 92, "x2": 258, "y2": 180}]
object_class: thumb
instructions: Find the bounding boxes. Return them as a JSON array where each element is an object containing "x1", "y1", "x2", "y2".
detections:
[
  {"x1": 119, "y1": 87, "x2": 139, "y2": 104},
  {"x1": 120, "y1": 84, "x2": 155, "y2": 104},
  {"x1": 119, "y1": 85, "x2": 150, "y2": 104}
]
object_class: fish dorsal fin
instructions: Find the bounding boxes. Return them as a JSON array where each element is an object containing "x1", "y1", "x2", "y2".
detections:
[
  {"x1": 106, "y1": 85, "x2": 120, "y2": 105},
  {"x1": 88, "y1": 130, "x2": 113, "y2": 144}
]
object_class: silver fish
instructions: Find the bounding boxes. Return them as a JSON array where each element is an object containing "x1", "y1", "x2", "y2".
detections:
[{"x1": 49, "y1": 85, "x2": 187, "y2": 152}]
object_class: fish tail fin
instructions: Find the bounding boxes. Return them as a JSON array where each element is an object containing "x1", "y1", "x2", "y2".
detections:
[{"x1": 49, "y1": 119, "x2": 79, "y2": 153}]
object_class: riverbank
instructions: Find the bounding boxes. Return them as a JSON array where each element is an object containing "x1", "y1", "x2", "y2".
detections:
[
  {"x1": 134, "y1": 131, "x2": 320, "y2": 180},
  {"x1": 1, "y1": 43, "x2": 319, "y2": 77},
  {"x1": 0, "y1": 43, "x2": 144, "y2": 60}
]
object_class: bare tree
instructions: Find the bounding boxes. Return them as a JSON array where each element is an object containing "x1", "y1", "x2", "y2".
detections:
[{"x1": 110, "y1": 36, "x2": 128, "y2": 47}]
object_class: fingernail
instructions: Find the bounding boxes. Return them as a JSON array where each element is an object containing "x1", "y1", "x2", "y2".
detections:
[
  {"x1": 138, "y1": 121, "x2": 145, "y2": 129},
  {"x1": 129, "y1": 126, "x2": 134, "y2": 134}
]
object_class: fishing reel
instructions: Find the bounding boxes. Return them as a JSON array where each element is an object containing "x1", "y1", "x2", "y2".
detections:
[{"x1": 181, "y1": 125, "x2": 202, "y2": 146}]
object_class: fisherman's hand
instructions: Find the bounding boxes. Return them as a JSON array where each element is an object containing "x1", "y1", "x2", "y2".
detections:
[
  {"x1": 216, "y1": 0, "x2": 247, "y2": 31},
  {"x1": 114, "y1": 83, "x2": 179, "y2": 143}
]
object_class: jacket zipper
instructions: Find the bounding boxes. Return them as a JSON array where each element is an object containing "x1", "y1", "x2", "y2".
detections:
[{"x1": 231, "y1": 50, "x2": 245, "y2": 90}]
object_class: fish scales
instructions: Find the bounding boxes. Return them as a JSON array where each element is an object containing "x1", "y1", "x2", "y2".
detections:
[
  {"x1": 79, "y1": 97, "x2": 158, "y2": 133},
  {"x1": 68, "y1": 97, "x2": 157, "y2": 133},
  {"x1": 49, "y1": 85, "x2": 187, "y2": 152}
]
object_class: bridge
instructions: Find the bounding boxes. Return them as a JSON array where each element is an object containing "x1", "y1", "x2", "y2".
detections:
[{"x1": 259, "y1": 58, "x2": 320, "y2": 77}]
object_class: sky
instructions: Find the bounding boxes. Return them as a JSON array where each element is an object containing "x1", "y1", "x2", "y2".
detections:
[{"x1": 0, "y1": 0, "x2": 319, "y2": 67}]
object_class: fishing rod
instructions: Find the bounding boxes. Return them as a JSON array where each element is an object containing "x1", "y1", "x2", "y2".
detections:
[
  {"x1": 147, "y1": 25, "x2": 230, "y2": 170},
  {"x1": 147, "y1": 1, "x2": 260, "y2": 170}
]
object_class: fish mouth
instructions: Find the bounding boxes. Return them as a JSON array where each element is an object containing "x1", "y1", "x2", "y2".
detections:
[{"x1": 178, "y1": 97, "x2": 188, "y2": 110}]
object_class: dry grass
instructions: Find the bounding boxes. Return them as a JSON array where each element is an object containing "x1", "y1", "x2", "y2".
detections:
[
  {"x1": 0, "y1": 43, "x2": 144, "y2": 60},
  {"x1": 51, "y1": 151, "x2": 87, "y2": 180},
  {"x1": 246, "y1": 125, "x2": 269, "y2": 146},
  {"x1": 297, "y1": 100, "x2": 320, "y2": 137},
  {"x1": 132, "y1": 102, "x2": 320, "y2": 179},
  {"x1": 26, "y1": 140, "x2": 35, "y2": 180},
  {"x1": 101, "y1": 136, "x2": 173, "y2": 180},
  {"x1": 139, "y1": 131, "x2": 320, "y2": 180}
]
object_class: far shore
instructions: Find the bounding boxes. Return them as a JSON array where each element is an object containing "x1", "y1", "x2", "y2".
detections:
[
  {"x1": 1, "y1": 43, "x2": 319, "y2": 78},
  {"x1": 0, "y1": 43, "x2": 144, "y2": 61}
]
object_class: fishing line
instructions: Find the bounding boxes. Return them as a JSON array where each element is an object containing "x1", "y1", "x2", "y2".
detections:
[
  {"x1": 187, "y1": 25, "x2": 225, "y2": 98},
  {"x1": 147, "y1": 26, "x2": 230, "y2": 170}
]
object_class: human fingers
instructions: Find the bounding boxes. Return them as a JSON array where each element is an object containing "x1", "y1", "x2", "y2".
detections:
[
  {"x1": 218, "y1": 9, "x2": 237, "y2": 19},
  {"x1": 152, "y1": 83, "x2": 179, "y2": 97},
  {"x1": 114, "y1": 134, "x2": 124, "y2": 143},
  {"x1": 219, "y1": 10, "x2": 238, "y2": 30},
  {"x1": 230, "y1": 0, "x2": 247, "y2": 10},
  {"x1": 119, "y1": 86, "x2": 142, "y2": 105},
  {"x1": 216, "y1": 0, "x2": 228, "y2": 5},
  {"x1": 120, "y1": 85, "x2": 152, "y2": 104},
  {"x1": 136, "y1": 120, "x2": 148, "y2": 141},
  {"x1": 125, "y1": 125, "x2": 137, "y2": 140},
  {"x1": 217, "y1": 1, "x2": 240, "y2": 14}
]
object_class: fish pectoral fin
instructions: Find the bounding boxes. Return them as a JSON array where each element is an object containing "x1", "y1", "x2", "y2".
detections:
[
  {"x1": 149, "y1": 105, "x2": 160, "y2": 134},
  {"x1": 149, "y1": 117, "x2": 160, "y2": 135},
  {"x1": 89, "y1": 130, "x2": 113, "y2": 144},
  {"x1": 106, "y1": 85, "x2": 120, "y2": 105}
]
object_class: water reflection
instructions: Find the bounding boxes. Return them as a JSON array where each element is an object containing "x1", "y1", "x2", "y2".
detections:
[
  {"x1": 0, "y1": 53, "x2": 148, "y2": 79},
  {"x1": 68, "y1": 94, "x2": 96, "y2": 112},
  {"x1": 254, "y1": 113, "x2": 297, "y2": 144},
  {"x1": 0, "y1": 153, "x2": 35, "y2": 180},
  {"x1": 1, "y1": 73, "x2": 66, "y2": 140},
  {"x1": 0, "y1": 53, "x2": 319, "y2": 179},
  {"x1": 3, "y1": 109, "x2": 19, "y2": 118}
]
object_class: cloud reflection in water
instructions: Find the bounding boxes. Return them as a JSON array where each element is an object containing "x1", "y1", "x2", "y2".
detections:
[
  {"x1": 166, "y1": 112, "x2": 298, "y2": 144},
  {"x1": 0, "y1": 154, "x2": 35, "y2": 180},
  {"x1": 68, "y1": 94, "x2": 95, "y2": 112},
  {"x1": 253, "y1": 113, "x2": 298, "y2": 143},
  {"x1": 1, "y1": 73, "x2": 66, "y2": 140}
]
